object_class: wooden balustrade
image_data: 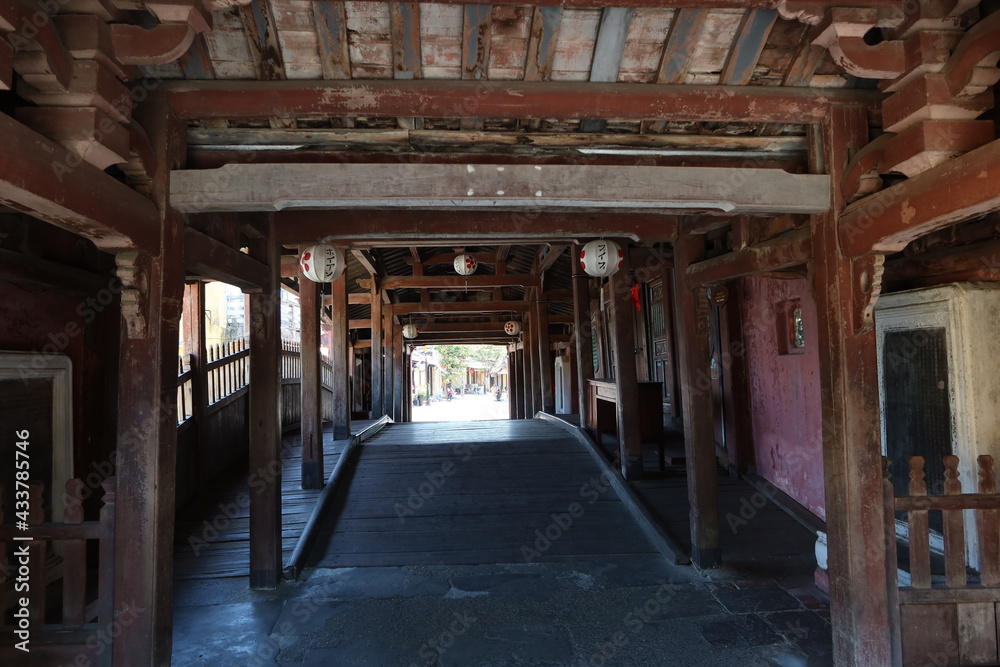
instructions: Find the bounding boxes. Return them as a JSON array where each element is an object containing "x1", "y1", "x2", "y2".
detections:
[
  {"x1": 884, "y1": 455, "x2": 1000, "y2": 665},
  {"x1": 0, "y1": 477, "x2": 116, "y2": 665}
]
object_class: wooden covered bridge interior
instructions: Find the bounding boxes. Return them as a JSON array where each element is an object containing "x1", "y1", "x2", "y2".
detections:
[{"x1": 1, "y1": 0, "x2": 1000, "y2": 664}]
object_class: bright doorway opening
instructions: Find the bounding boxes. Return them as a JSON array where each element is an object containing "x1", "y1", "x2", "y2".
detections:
[{"x1": 410, "y1": 344, "x2": 509, "y2": 422}]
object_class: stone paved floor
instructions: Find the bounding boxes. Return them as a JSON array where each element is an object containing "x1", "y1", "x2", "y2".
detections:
[{"x1": 172, "y1": 555, "x2": 833, "y2": 666}]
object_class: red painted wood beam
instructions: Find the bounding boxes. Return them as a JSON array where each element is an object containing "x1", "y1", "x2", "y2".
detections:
[
  {"x1": 183, "y1": 226, "x2": 271, "y2": 291},
  {"x1": 278, "y1": 210, "x2": 677, "y2": 245},
  {"x1": 166, "y1": 79, "x2": 883, "y2": 125},
  {"x1": 839, "y1": 139, "x2": 1000, "y2": 258},
  {"x1": 0, "y1": 112, "x2": 160, "y2": 253},
  {"x1": 391, "y1": 301, "x2": 530, "y2": 315},
  {"x1": 685, "y1": 228, "x2": 811, "y2": 285}
]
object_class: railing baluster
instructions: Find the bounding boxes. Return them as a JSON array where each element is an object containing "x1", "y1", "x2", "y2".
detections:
[
  {"x1": 62, "y1": 479, "x2": 86, "y2": 626},
  {"x1": 942, "y1": 455, "x2": 966, "y2": 587},
  {"x1": 977, "y1": 455, "x2": 1000, "y2": 586},
  {"x1": 907, "y1": 456, "x2": 931, "y2": 588}
]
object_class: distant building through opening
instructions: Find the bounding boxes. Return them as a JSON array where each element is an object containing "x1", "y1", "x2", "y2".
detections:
[{"x1": 410, "y1": 344, "x2": 509, "y2": 422}]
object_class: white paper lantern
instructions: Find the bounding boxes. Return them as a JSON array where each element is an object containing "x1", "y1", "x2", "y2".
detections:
[
  {"x1": 579, "y1": 240, "x2": 623, "y2": 278},
  {"x1": 402, "y1": 324, "x2": 419, "y2": 339},
  {"x1": 299, "y1": 245, "x2": 346, "y2": 283},
  {"x1": 504, "y1": 320, "x2": 521, "y2": 336},
  {"x1": 453, "y1": 253, "x2": 478, "y2": 276}
]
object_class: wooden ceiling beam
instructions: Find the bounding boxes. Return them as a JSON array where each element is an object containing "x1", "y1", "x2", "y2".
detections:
[
  {"x1": 184, "y1": 226, "x2": 271, "y2": 291},
  {"x1": 171, "y1": 163, "x2": 831, "y2": 215},
  {"x1": 523, "y1": 6, "x2": 562, "y2": 82},
  {"x1": 407, "y1": 251, "x2": 497, "y2": 266},
  {"x1": 580, "y1": 7, "x2": 632, "y2": 133},
  {"x1": 0, "y1": 113, "x2": 160, "y2": 253},
  {"x1": 277, "y1": 211, "x2": 679, "y2": 245},
  {"x1": 165, "y1": 79, "x2": 883, "y2": 125},
  {"x1": 407, "y1": 321, "x2": 511, "y2": 332},
  {"x1": 839, "y1": 139, "x2": 1000, "y2": 258},
  {"x1": 535, "y1": 244, "x2": 569, "y2": 275},
  {"x1": 391, "y1": 301, "x2": 530, "y2": 315},
  {"x1": 371, "y1": 274, "x2": 540, "y2": 290},
  {"x1": 351, "y1": 249, "x2": 379, "y2": 277},
  {"x1": 685, "y1": 228, "x2": 811, "y2": 285}
]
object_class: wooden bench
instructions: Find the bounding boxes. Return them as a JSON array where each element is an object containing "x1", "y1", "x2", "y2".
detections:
[{"x1": 585, "y1": 379, "x2": 666, "y2": 470}]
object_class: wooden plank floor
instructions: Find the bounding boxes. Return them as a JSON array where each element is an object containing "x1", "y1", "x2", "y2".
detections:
[
  {"x1": 173, "y1": 420, "x2": 375, "y2": 580},
  {"x1": 308, "y1": 420, "x2": 659, "y2": 567}
]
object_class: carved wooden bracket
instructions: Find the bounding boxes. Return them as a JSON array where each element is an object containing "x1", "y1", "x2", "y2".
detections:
[
  {"x1": 115, "y1": 250, "x2": 151, "y2": 339},
  {"x1": 811, "y1": 7, "x2": 905, "y2": 79},
  {"x1": 841, "y1": 133, "x2": 892, "y2": 203},
  {"x1": 851, "y1": 253, "x2": 884, "y2": 336},
  {"x1": 110, "y1": 22, "x2": 197, "y2": 66}
]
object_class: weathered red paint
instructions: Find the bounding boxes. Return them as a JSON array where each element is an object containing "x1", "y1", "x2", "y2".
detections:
[{"x1": 740, "y1": 275, "x2": 825, "y2": 519}]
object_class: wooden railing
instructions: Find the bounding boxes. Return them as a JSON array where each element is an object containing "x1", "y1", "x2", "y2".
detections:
[
  {"x1": 281, "y1": 339, "x2": 301, "y2": 381},
  {"x1": 206, "y1": 338, "x2": 250, "y2": 405},
  {"x1": 884, "y1": 455, "x2": 1000, "y2": 665},
  {"x1": 0, "y1": 478, "x2": 116, "y2": 665}
]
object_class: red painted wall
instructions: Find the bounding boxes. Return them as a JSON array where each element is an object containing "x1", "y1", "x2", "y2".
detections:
[{"x1": 740, "y1": 275, "x2": 826, "y2": 520}]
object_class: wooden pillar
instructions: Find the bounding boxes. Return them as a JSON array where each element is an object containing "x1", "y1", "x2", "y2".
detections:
[
  {"x1": 508, "y1": 350, "x2": 517, "y2": 419},
  {"x1": 383, "y1": 310, "x2": 395, "y2": 417},
  {"x1": 535, "y1": 297, "x2": 554, "y2": 413},
  {"x1": 182, "y1": 281, "x2": 209, "y2": 493},
  {"x1": 113, "y1": 100, "x2": 185, "y2": 666},
  {"x1": 811, "y1": 106, "x2": 894, "y2": 666},
  {"x1": 524, "y1": 317, "x2": 538, "y2": 416},
  {"x1": 370, "y1": 286, "x2": 383, "y2": 418},
  {"x1": 673, "y1": 234, "x2": 721, "y2": 569},
  {"x1": 403, "y1": 348, "x2": 412, "y2": 422},
  {"x1": 247, "y1": 216, "x2": 282, "y2": 590},
  {"x1": 299, "y1": 276, "x2": 323, "y2": 489},
  {"x1": 608, "y1": 251, "x2": 644, "y2": 480},
  {"x1": 331, "y1": 268, "x2": 350, "y2": 439},
  {"x1": 572, "y1": 249, "x2": 595, "y2": 427},
  {"x1": 392, "y1": 321, "x2": 404, "y2": 421}
]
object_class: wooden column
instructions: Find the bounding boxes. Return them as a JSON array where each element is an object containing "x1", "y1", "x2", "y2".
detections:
[
  {"x1": 535, "y1": 297, "x2": 554, "y2": 413},
  {"x1": 673, "y1": 233, "x2": 721, "y2": 568},
  {"x1": 182, "y1": 281, "x2": 209, "y2": 493},
  {"x1": 370, "y1": 286, "x2": 383, "y2": 418},
  {"x1": 331, "y1": 268, "x2": 350, "y2": 439},
  {"x1": 811, "y1": 106, "x2": 894, "y2": 666},
  {"x1": 247, "y1": 215, "x2": 282, "y2": 591},
  {"x1": 508, "y1": 350, "x2": 517, "y2": 419},
  {"x1": 113, "y1": 100, "x2": 185, "y2": 666},
  {"x1": 524, "y1": 316, "x2": 538, "y2": 416},
  {"x1": 392, "y1": 321, "x2": 405, "y2": 421},
  {"x1": 608, "y1": 252, "x2": 644, "y2": 480},
  {"x1": 404, "y1": 348, "x2": 412, "y2": 422},
  {"x1": 572, "y1": 249, "x2": 595, "y2": 427},
  {"x1": 383, "y1": 310, "x2": 395, "y2": 417},
  {"x1": 299, "y1": 276, "x2": 323, "y2": 488}
]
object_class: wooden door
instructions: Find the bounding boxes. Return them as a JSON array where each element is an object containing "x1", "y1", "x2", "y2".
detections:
[{"x1": 646, "y1": 276, "x2": 677, "y2": 418}]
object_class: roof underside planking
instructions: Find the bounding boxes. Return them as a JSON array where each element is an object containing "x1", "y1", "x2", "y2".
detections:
[{"x1": 152, "y1": 0, "x2": 882, "y2": 344}]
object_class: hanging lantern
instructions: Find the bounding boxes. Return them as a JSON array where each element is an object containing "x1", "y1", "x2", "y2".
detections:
[
  {"x1": 579, "y1": 239, "x2": 623, "y2": 278},
  {"x1": 299, "y1": 244, "x2": 346, "y2": 283},
  {"x1": 453, "y1": 253, "x2": 478, "y2": 276},
  {"x1": 504, "y1": 320, "x2": 521, "y2": 336},
  {"x1": 402, "y1": 324, "x2": 419, "y2": 339}
]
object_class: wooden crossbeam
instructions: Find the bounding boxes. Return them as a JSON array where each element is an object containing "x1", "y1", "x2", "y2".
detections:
[
  {"x1": 0, "y1": 113, "x2": 159, "y2": 252},
  {"x1": 375, "y1": 274, "x2": 540, "y2": 290},
  {"x1": 279, "y1": 210, "x2": 679, "y2": 245},
  {"x1": 299, "y1": 0, "x2": 897, "y2": 7},
  {"x1": 171, "y1": 163, "x2": 831, "y2": 214},
  {"x1": 685, "y1": 228, "x2": 811, "y2": 285},
  {"x1": 350, "y1": 249, "x2": 379, "y2": 277},
  {"x1": 408, "y1": 321, "x2": 511, "y2": 332},
  {"x1": 535, "y1": 244, "x2": 569, "y2": 275},
  {"x1": 391, "y1": 301, "x2": 530, "y2": 315},
  {"x1": 408, "y1": 251, "x2": 498, "y2": 266},
  {"x1": 839, "y1": 139, "x2": 1000, "y2": 257},
  {"x1": 164, "y1": 80, "x2": 883, "y2": 125},
  {"x1": 184, "y1": 227, "x2": 271, "y2": 291}
]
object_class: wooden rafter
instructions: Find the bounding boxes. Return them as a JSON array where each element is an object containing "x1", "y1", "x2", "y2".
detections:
[
  {"x1": 314, "y1": 0, "x2": 351, "y2": 80},
  {"x1": 171, "y1": 163, "x2": 831, "y2": 214},
  {"x1": 523, "y1": 6, "x2": 562, "y2": 82},
  {"x1": 165, "y1": 80, "x2": 883, "y2": 125},
  {"x1": 239, "y1": 0, "x2": 285, "y2": 81},
  {"x1": 581, "y1": 7, "x2": 633, "y2": 133},
  {"x1": 720, "y1": 9, "x2": 778, "y2": 86}
]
